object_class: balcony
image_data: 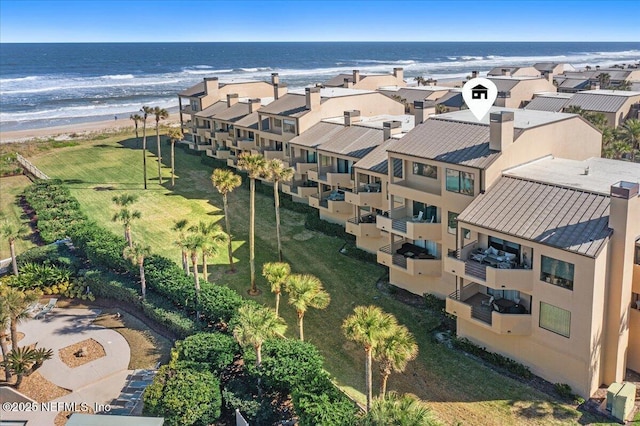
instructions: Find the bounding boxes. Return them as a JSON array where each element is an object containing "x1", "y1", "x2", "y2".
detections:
[
  {"x1": 444, "y1": 243, "x2": 533, "y2": 292},
  {"x1": 226, "y1": 156, "x2": 238, "y2": 168},
  {"x1": 378, "y1": 240, "x2": 441, "y2": 277},
  {"x1": 446, "y1": 290, "x2": 531, "y2": 335},
  {"x1": 282, "y1": 181, "x2": 318, "y2": 199},
  {"x1": 345, "y1": 185, "x2": 384, "y2": 209},
  {"x1": 388, "y1": 180, "x2": 441, "y2": 205},
  {"x1": 215, "y1": 148, "x2": 231, "y2": 160},
  {"x1": 295, "y1": 162, "x2": 317, "y2": 175},
  {"x1": 214, "y1": 130, "x2": 232, "y2": 142},
  {"x1": 346, "y1": 215, "x2": 381, "y2": 238},
  {"x1": 308, "y1": 168, "x2": 354, "y2": 188},
  {"x1": 237, "y1": 138, "x2": 255, "y2": 151},
  {"x1": 309, "y1": 190, "x2": 350, "y2": 214},
  {"x1": 376, "y1": 212, "x2": 442, "y2": 241}
]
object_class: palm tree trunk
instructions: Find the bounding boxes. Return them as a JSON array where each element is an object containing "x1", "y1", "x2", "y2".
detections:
[
  {"x1": 0, "y1": 333, "x2": 12, "y2": 380},
  {"x1": 171, "y1": 142, "x2": 175, "y2": 187},
  {"x1": 274, "y1": 180, "x2": 283, "y2": 262},
  {"x1": 142, "y1": 124, "x2": 148, "y2": 190},
  {"x1": 202, "y1": 252, "x2": 208, "y2": 281},
  {"x1": 191, "y1": 253, "x2": 200, "y2": 319},
  {"x1": 255, "y1": 344, "x2": 262, "y2": 367},
  {"x1": 9, "y1": 238, "x2": 18, "y2": 276},
  {"x1": 15, "y1": 373, "x2": 24, "y2": 388},
  {"x1": 156, "y1": 125, "x2": 163, "y2": 184},
  {"x1": 139, "y1": 260, "x2": 146, "y2": 300},
  {"x1": 10, "y1": 321, "x2": 19, "y2": 351},
  {"x1": 380, "y1": 370, "x2": 390, "y2": 398},
  {"x1": 365, "y1": 347, "x2": 372, "y2": 412},
  {"x1": 298, "y1": 312, "x2": 304, "y2": 341},
  {"x1": 223, "y1": 195, "x2": 235, "y2": 272},
  {"x1": 249, "y1": 178, "x2": 256, "y2": 294},
  {"x1": 181, "y1": 250, "x2": 189, "y2": 275},
  {"x1": 125, "y1": 225, "x2": 133, "y2": 248},
  {"x1": 275, "y1": 292, "x2": 280, "y2": 317}
]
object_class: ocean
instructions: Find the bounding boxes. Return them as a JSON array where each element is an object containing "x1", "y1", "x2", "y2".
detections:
[{"x1": 1, "y1": 42, "x2": 639, "y2": 132}]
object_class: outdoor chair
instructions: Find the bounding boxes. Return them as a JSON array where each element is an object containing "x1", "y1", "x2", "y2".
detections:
[
  {"x1": 481, "y1": 296, "x2": 494, "y2": 308},
  {"x1": 35, "y1": 298, "x2": 58, "y2": 319}
]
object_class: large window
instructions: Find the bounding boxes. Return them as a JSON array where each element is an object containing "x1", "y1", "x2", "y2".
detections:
[
  {"x1": 446, "y1": 169, "x2": 474, "y2": 196},
  {"x1": 283, "y1": 119, "x2": 296, "y2": 133},
  {"x1": 448, "y1": 212, "x2": 458, "y2": 235},
  {"x1": 393, "y1": 158, "x2": 403, "y2": 178},
  {"x1": 273, "y1": 118, "x2": 282, "y2": 128},
  {"x1": 539, "y1": 302, "x2": 571, "y2": 338},
  {"x1": 413, "y1": 201, "x2": 437, "y2": 222},
  {"x1": 489, "y1": 236, "x2": 520, "y2": 257},
  {"x1": 540, "y1": 255, "x2": 574, "y2": 290},
  {"x1": 413, "y1": 162, "x2": 437, "y2": 179}
]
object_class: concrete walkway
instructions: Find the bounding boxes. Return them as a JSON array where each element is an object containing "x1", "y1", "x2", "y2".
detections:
[{"x1": 0, "y1": 308, "x2": 132, "y2": 424}]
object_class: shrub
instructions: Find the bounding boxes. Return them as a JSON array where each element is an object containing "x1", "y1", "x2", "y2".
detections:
[
  {"x1": 254, "y1": 339, "x2": 326, "y2": 393},
  {"x1": 144, "y1": 255, "x2": 195, "y2": 309},
  {"x1": 553, "y1": 383, "x2": 585, "y2": 404},
  {"x1": 142, "y1": 293, "x2": 199, "y2": 339},
  {"x1": 143, "y1": 364, "x2": 221, "y2": 426},
  {"x1": 452, "y1": 337, "x2": 533, "y2": 379},
  {"x1": 199, "y1": 284, "x2": 244, "y2": 325},
  {"x1": 16, "y1": 243, "x2": 81, "y2": 271},
  {"x1": 179, "y1": 332, "x2": 238, "y2": 372},
  {"x1": 221, "y1": 376, "x2": 277, "y2": 424},
  {"x1": 293, "y1": 387, "x2": 360, "y2": 426},
  {"x1": 84, "y1": 269, "x2": 141, "y2": 307},
  {"x1": 423, "y1": 293, "x2": 446, "y2": 312}
]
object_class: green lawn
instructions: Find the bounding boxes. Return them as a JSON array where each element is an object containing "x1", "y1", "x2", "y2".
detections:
[
  {"x1": 27, "y1": 134, "x2": 612, "y2": 425},
  {"x1": 0, "y1": 174, "x2": 37, "y2": 259}
]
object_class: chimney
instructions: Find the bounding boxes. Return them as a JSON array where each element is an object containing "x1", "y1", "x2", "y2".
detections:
[
  {"x1": 471, "y1": 70, "x2": 478, "y2": 79},
  {"x1": 271, "y1": 73, "x2": 280, "y2": 100},
  {"x1": 603, "y1": 181, "x2": 640, "y2": 384},
  {"x1": 542, "y1": 71, "x2": 554, "y2": 83},
  {"x1": 393, "y1": 67, "x2": 404, "y2": 82},
  {"x1": 501, "y1": 68, "x2": 511, "y2": 77},
  {"x1": 426, "y1": 78, "x2": 437, "y2": 86},
  {"x1": 344, "y1": 110, "x2": 361, "y2": 126},
  {"x1": 383, "y1": 121, "x2": 402, "y2": 140},
  {"x1": 343, "y1": 78, "x2": 354, "y2": 89},
  {"x1": 353, "y1": 70, "x2": 361, "y2": 84},
  {"x1": 590, "y1": 82, "x2": 600, "y2": 90},
  {"x1": 227, "y1": 93, "x2": 239, "y2": 108},
  {"x1": 489, "y1": 111, "x2": 515, "y2": 151},
  {"x1": 305, "y1": 87, "x2": 321, "y2": 110},
  {"x1": 248, "y1": 98, "x2": 261, "y2": 113},
  {"x1": 414, "y1": 100, "x2": 426, "y2": 124},
  {"x1": 204, "y1": 77, "x2": 219, "y2": 97}
]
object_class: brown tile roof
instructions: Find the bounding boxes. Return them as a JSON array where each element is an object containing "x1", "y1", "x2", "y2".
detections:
[
  {"x1": 458, "y1": 176, "x2": 611, "y2": 257},
  {"x1": 385, "y1": 118, "x2": 508, "y2": 169}
]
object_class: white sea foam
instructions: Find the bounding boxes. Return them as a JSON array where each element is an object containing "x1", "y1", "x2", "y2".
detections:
[
  {"x1": 0, "y1": 75, "x2": 40, "y2": 83},
  {"x1": 101, "y1": 74, "x2": 135, "y2": 80}
]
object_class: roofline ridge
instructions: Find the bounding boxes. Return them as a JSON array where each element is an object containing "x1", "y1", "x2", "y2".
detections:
[{"x1": 501, "y1": 174, "x2": 611, "y2": 197}]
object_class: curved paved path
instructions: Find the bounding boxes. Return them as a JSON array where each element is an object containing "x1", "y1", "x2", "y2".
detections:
[{"x1": 1, "y1": 307, "x2": 132, "y2": 424}]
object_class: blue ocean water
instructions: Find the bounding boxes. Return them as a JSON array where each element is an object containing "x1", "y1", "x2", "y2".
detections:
[{"x1": 0, "y1": 42, "x2": 638, "y2": 132}]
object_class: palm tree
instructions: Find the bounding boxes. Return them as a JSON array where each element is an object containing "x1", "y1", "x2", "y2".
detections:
[
  {"x1": 141, "y1": 106, "x2": 153, "y2": 189},
  {"x1": 617, "y1": 80, "x2": 632, "y2": 90},
  {"x1": 211, "y1": 169, "x2": 242, "y2": 273},
  {"x1": 184, "y1": 233, "x2": 205, "y2": 319},
  {"x1": 1, "y1": 287, "x2": 38, "y2": 351},
  {"x1": 124, "y1": 242, "x2": 151, "y2": 300},
  {"x1": 0, "y1": 303, "x2": 12, "y2": 380},
  {"x1": 111, "y1": 194, "x2": 141, "y2": 248},
  {"x1": 373, "y1": 324, "x2": 418, "y2": 398},
  {"x1": 620, "y1": 118, "x2": 640, "y2": 160},
  {"x1": 4, "y1": 346, "x2": 37, "y2": 388},
  {"x1": 413, "y1": 76, "x2": 426, "y2": 87},
  {"x1": 285, "y1": 274, "x2": 330, "y2": 341},
  {"x1": 167, "y1": 127, "x2": 183, "y2": 187},
  {"x1": 152, "y1": 106, "x2": 169, "y2": 184},
  {"x1": 189, "y1": 221, "x2": 226, "y2": 281},
  {"x1": 343, "y1": 305, "x2": 398, "y2": 411},
  {"x1": 1, "y1": 221, "x2": 27, "y2": 276},
  {"x1": 262, "y1": 262, "x2": 291, "y2": 317},
  {"x1": 233, "y1": 303, "x2": 286, "y2": 367},
  {"x1": 597, "y1": 72, "x2": 611, "y2": 89},
  {"x1": 172, "y1": 219, "x2": 190, "y2": 275},
  {"x1": 265, "y1": 159, "x2": 294, "y2": 262},
  {"x1": 237, "y1": 152, "x2": 267, "y2": 295},
  {"x1": 435, "y1": 104, "x2": 448, "y2": 114},
  {"x1": 130, "y1": 113, "x2": 143, "y2": 147},
  {"x1": 360, "y1": 392, "x2": 434, "y2": 426}
]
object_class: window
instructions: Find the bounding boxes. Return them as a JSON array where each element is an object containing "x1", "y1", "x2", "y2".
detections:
[
  {"x1": 412, "y1": 162, "x2": 437, "y2": 179},
  {"x1": 248, "y1": 131, "x2": 254, "y2": 140},
  {"x1": 448, "y1": 212, "x2": 458, "y2": 235},
  {"x1": 489, "y1": 237, "x2": 520, "y2": 257},
  {"x1": 446, "y1": 169, "x2": 474, "y2": 196},
  {"x1": 461, "y1": 227, "x2": 471, "y2": 239},
  {"x1": 306, "y1": 151, "x2": 317, "y2": 163},
  {"x1": 412, "y1": 201, "x2": 437, "y2": 222},
  {"x1": 393, "y1": 158, "x2": 403, "y2": 178},
  {"x1": 539, "y1": 302, "x2": 571, "y2": 338},
  {"x1": 540, "y1": 255, "x2": 574, "y2": 290},
  {"x1": 273, "y1": 118, "x2": 282, "y2": 128},
  {"x1": 283, "y1": 119, "x2": 295, "y2": 133},
  {"x1": 320, "y1": 155, "x2": 331, "y2": 166}
]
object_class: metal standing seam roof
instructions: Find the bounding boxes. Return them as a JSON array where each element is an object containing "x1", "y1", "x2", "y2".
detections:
[
  {"x1": 194, "y1": 101, "x2": 229, "y2": 118},
  {"x1": 556, "y1": 78, "x2": 590, "y2": 90},
  {"x1": 458, "y1": 176, "x2": 612, "y2": 257},
  {"x1": 353, "y1": 138, "x2": 398, "y2": 175},
  {"x1": 234, "y1": 111, "x2": 260, "y2": 129},
  {"x1": 379, "y1": 87, "x2": 448, "y2": 103},
  {"x1": 487, "y1": 78, "x2": 522, "y2": 92},
  {"x1": 289, "y1": 122, "x2": 345, "y2": 148},
  {"x1": 317, "y1": 125, "x2": 384, "y2": 158},
  {"x1": 212, "y1": 102, "x2": 253, "y2": 122},
  {"x1": 324, "y1": 73, "x2": 355, "y2": 87},
  {"x1": 436, "y1": 91, "x2": 464, "y2": 108},
  {"x1": 525, "y1": 96, "x2": 572, "y2": 112},
  {"x1": 257, "y1": 93, "x2": 315, "y2": 117},
  {"x1": 385, "y1": 118, "x2": 507, "y2": 169},
  {"x1": 565, "y1": 92, "x2": 631, "y2": 113},
  {"x1": 179, "y1": 82, "x2": 205, "y2": 97}
]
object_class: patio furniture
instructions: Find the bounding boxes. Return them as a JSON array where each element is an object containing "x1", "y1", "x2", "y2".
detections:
[
  {"x1": 481, "y1": 296, "x2": 495, "y2": 308},
  {"x1": 35, "y1": 298, "x2": 58, "y2": 319}
]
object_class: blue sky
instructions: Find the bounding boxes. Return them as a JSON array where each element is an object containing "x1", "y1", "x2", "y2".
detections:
[{"x1": 1, "y1": 0, "x2": 639, "y2": 43}]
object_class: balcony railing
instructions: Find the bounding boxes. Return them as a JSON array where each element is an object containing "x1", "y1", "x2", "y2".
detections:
[
  {"x1": 378, "y1": 240, "x2": 441, "y2": 276},
  {"x1": 346, "y1": 215, "x2": 380, "y2": 238}
]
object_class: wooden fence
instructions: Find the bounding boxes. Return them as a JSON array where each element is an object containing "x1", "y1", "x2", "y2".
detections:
[{"x1": 16, "y1": 154, "x2": 49, "y2": 180}]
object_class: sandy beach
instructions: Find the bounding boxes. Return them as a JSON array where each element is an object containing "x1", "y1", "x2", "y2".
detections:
[{"x1": 0, "y1": 112, "x2": 181, "y2": 144}]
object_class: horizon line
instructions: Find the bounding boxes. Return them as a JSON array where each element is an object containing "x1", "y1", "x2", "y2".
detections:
[{"x1": 1, "y1": 40, "x2": 638, "y2": 44}]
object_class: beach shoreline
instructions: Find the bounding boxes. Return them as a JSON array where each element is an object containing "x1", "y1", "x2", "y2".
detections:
[{"x1": 0, "y1": 112, "x2": 181, "y2": 144}]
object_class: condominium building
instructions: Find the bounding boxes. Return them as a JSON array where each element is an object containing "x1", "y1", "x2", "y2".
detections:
[
  {"x1": 488, "y1": 75, "x2": 557, "y2": 109},
  {"x1": 487, "y1": 66, "x2": 541, "y2": 78},
  {"x1": 323, "y1": 68, "x2": 406, "y2": 90},
  {"x1": 445, "y1": 157, "x2": 640, "y2": 397},
  {"x1": 564, "y1": 90, "x2": 640, "y2": 127},
  {"x1": 178, "y1": 75, "x2": 286, "y2": 146}
]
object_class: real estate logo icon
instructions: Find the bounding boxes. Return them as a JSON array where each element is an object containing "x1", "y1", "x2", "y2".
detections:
[{"x1": 462, "y1": 77, "x2": 498, "y2": 120}]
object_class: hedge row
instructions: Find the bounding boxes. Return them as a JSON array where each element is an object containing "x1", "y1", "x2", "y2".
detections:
[{"x1": 452, "y1": 337, "x2": 533, "y2": 380}]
